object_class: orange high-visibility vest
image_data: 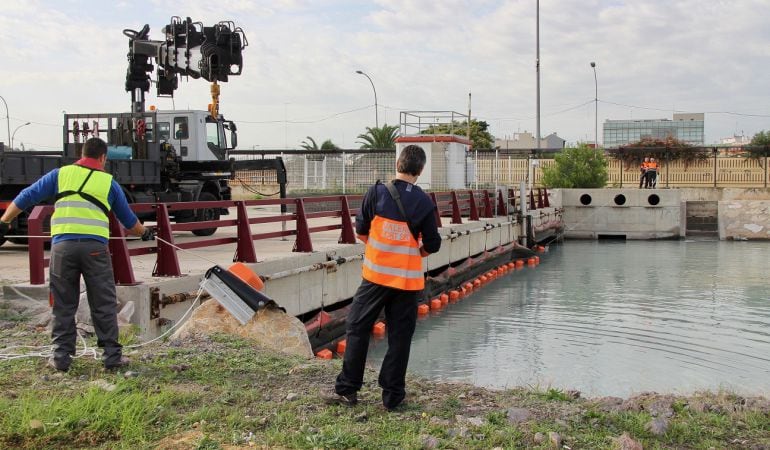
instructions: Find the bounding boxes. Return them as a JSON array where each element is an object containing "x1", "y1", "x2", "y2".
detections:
[
  {"x1": 362, "y1": 215, "x2": 424, "y2": 291},
  {"x1": 648, "y1": 161, "x2": 659, "y2": 171}
]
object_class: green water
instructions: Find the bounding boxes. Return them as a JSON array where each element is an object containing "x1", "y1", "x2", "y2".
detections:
[{"x1": 367, "y1": 240, "x2": 770, "y2": 397}]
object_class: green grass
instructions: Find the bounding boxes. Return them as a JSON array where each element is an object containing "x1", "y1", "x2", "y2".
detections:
[{"x1": 0, "y1": 332, "x2": 768, "y2": 449}]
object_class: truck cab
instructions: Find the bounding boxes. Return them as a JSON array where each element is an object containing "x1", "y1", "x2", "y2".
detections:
[{"x1": 152, "y1": 110, "x2": 238, "y2": 161}]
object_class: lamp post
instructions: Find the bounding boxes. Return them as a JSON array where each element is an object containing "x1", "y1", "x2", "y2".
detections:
[
  {"x1": 11, "y1": 122, "x2": 30, "y2": 150},
  {"x1": 590, "y1": 62, "x2": 598, "y2": 147},
  {"x1": 0, "y1": 95, "x2": 10, "y2": 146},
  {"x1": 355, "y1": 70, "x2": 378, "y2": 129}
]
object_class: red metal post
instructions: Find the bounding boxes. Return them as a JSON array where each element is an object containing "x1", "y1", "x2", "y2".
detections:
[
  {"x1": 429, "y1": 192, "x2": 442, "y2": 228},
  {"x1": 482, "y1": 189, "x2": 493, "y2": 217},
  {"x1": 338, "y1": 196, "x2": 356, "y2": 244},
  {"x1": 542, "y1": 187, "x2": 550, "y2": 207},
  {"x1": 468, "y1": 190, "x2": 479, "y2": 221},
  {"x1": 109, "y1": 213, "x2": 137, "y2": 285},
  {"x1": 529, "y1": 189, "x2": 536, "y2": 210},
  {"x1": 450, "y1": 191, "x2": 462, "y2": 224},
  {"x1": 293, "y1": 198, "x2": 313, "y2": 252},
  {"x1": 537, "y1": 188, "x2": 544, "y2": 209},
  {"x1": 234, "y1": 201, "x2": 258, "y2": 263},
  {"x1": 497, "y1": 190, "x2": 507, "y2": 216},
  {"x1": 27, "y1": 206, "x2": 48, "y2": 285},
  {"x1": 153, "y1": 203, "x2": 182, "y2": 277}
]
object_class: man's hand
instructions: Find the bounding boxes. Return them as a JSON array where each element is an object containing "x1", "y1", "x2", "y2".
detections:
[
  {"x1": 0, "y1": 220, "x2": 10, "y2": 238},
  {"x1": 140, "y1": 227, "x2": 156, "y2": 241}
]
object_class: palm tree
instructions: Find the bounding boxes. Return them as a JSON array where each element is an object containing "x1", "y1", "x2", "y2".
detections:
[
  {"x1": 356, "y1": 124, "x2": 399, "y2": 150},
  {"x1": 300, "y1": 136, "x2": 319, "y2": 151}
]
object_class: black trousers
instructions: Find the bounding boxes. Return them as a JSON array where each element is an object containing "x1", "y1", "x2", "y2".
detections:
[
  {"x1": 49, "y1": 239, "x2": 122, "y2": 369},
  {"x1": 335, "y1": 280, "x2": 419, "y2": 409}
]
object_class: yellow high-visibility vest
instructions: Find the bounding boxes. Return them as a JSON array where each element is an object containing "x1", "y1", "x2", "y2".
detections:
[{"x1": 51, "y1": 165, "x2": 112, "y2": 238}]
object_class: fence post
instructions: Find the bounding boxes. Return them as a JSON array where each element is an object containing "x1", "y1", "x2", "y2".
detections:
[
  {"x1": 293, "y1": 198, "x2": 313, "y2": 252},
  {"x1": 482, "y1": 189, "x2": 493, "y2": 217},
  {"x1": 234, "y1": 201, "x2": 258, "y2": 263},
  {"x1": 338, "y1": 196, "x2": 356, "y2": 244},
  {"x1": 153, "y1": 203, "x2": 181, "y2": 277},
  {"x1": 430, "y1": 192, "x2": 442, "y2": 227},
  {"x1": 713, "y1": 147, "x2": 718, "y2": 187},
  {"x1": 468, "y1": 190, "x2": 479, "y2": 221},
  {"x1": 109, "y1": 213, "x2": 137, "y2": 285},
  {"x1": 496, "y1": 190, "x2": 506, "y2": 216},
  {"x1": 450, "y1": 191, "x2": 462, "y2": 224},
  {"x1": 342, "y1": 151, "x2": 346, "y2": 195},
  {"x1": 27, "y1": 206, "x2": 48, "y2": 285}
]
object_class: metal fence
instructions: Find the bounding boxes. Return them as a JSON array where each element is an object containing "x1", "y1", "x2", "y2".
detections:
[{"x1": 231, "y1": 148, "x2": 770, "y2": 194}]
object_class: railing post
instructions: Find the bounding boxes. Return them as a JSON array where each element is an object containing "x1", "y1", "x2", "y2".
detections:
[
  {"x1": 27, "y1": 206, "x2": 48, "y2": 285},
  {"x1": 234, "y1": 201, "x2": 258, "y2": 263},
  {"x1": 542, "y1": 187, "x2": 550, "y2": 207},
  {"x1": 153, "y1": 203, "x2": 181, "y2": 277},
  {"x1": 109, "y1": 213, "x2": 137, "y2": 285},
  {"x1": 338, "y1": 196, "x2": 356, "y2": 244},
  {"x1": 468, "y1": 190, "x2": 479, "y2": 221},
  {"x1": 496, "y1": 190, "x2": 506, "y2": 216},
  {"x1": 481, "y1": 189, "x2": 492, "y2": 217},
  {"x1": 529, "y1": 189, "x2": 536, "y2": 210},
  {"x1": 429, "y1": 192, "x2": 442, "y2": 228},
  {"x1": 450, "y1": 191, "x2": 462, "y2": 224},
  {"x1": 713, "y1": 147, "x2": 718, "y2": 188},
  {"x1": 537, "y1": 188, "x2": 544, "y2": 209},
  {"x1": 293, "y1": 198, "x2": 313, "y2": 252}
]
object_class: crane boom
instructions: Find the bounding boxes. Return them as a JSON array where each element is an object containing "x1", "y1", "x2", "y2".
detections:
[{"x1": 124, "y1": 16, "x2": 247, "y2": 115}]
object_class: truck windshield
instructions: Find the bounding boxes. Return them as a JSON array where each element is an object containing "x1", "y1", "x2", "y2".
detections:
[{"x1": 206, "y1": 121, "x2": 227, "y2": 159}]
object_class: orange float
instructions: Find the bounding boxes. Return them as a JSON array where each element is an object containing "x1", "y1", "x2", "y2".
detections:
[{"x1": 316, "y1": 349, "x2": 333, "y2": 360}]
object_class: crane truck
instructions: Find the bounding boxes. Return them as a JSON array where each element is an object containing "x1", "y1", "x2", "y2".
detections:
[{"x1": 0, "y1": 16, "x2": 285, "y2": 246}]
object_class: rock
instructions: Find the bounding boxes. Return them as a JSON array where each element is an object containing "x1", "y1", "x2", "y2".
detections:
[
  {"x1": 466, "y1": 417, "x2": 485, "y2": 427},
  {"x1": 285, "y1": 393, "x2": 299, "y2": 401},
  {"x1": 29, "y1": 419, "x2": 44, "y2": 431},
  {"x1": 421, "y1": 435, "x2": 439, "y2": 449},
  {"x1": 429, "y1": 416, "x2": 451, "y2": 427},
  {"x1": 169, "y1": 364, "x2": 191, "y2": 372},
  {"x1": 506, "y1": 407, "x2": 532, "y2": 424},
  {"x1": 89, "y1": 380, "x2": 116, "y2": 392},
  {"x1": 123, "y1": 371, "x2": 139, "y2": 378},
  {"x1": 548, "y1": 431, "x2": 562, "y2": 448},
  {"x1": 170, "y1": 301, "x2": 313, "y2": 358},
  {"x1": 614, "y1": 432, "x2": 643, "y2": 450},
  {"x1": 555, "y1": 418, "x2": 569, "y2": 428},
  {"x1": 595, "y1": 396, "x2": 625, "y2": 412},
  {"x1": 646, "y1": 417, "x2": 669, "y2": 436},
  {"x1": 646, "y1": 398, "x2": 674, "y2": 418},
  {"x1": 534, "y1": 432, "x2": 546, "y2": 444},
  {"x1": 448, "y1": 427, "x2": 470, "y2": 438}
]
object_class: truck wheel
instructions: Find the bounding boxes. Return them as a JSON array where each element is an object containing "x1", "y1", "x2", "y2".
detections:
[{"x1": 192, "y1": 192, "x2": 220, "y2": 236}]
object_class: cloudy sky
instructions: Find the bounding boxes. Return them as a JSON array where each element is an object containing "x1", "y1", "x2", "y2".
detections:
[{"x1": 1, "y1": 0, "x2": 769, "y2": 151}]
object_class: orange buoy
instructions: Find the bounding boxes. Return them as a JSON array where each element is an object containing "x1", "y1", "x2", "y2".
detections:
[
  {"x1": 507, "y1": 262, "x2": 515, "y2": 269},
  {"x1": 460, "y1": 287, "x2": 467, "y2": 298},
  {"x1": 515, "y1": 259, "x2": 524, "y2": 268},
  {"x1": 449, "y1": 290, "x2": 460, "y2": 301},
  {"x1": 440, "y1": 293, "x2": 449, "y2": 306},
  {"x1": 480, "y1": 275, "x2": 488, "y2": 284},
  {"x1": 464, "y1": 282, "x2": 473, "y2": 292},
  {"x1": 316, "y1": 349, "x2": 333, "y2": 360},
  {"x1": 430, "y1": 298, "x2": 442, "y2": 310},
  {"x1": 417, "y1": 303, "x2": 430, "y2": 315},
  {"x1": 372, "y1": 321, "x2": 386, "y2": 335},
  {"x1": 534, "y1": 256, "x2": 540, "y2": 264},
  {"x1": 527, "y1": 257, "x2": 536, "y2": 265},
  {"x1": 228, "y1": 262, "x2": 265, "y2": 291},
  {"x1": 336, "y1": 339, "x2": 347, "y2": 354},
  {"x1": 473, "y1": 278, "x2": 481, "y2": 288}
]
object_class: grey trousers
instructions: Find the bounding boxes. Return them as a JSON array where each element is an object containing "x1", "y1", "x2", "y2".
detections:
[{"x1": 49, "y1": 239, "x2": 122, "y2": 368}]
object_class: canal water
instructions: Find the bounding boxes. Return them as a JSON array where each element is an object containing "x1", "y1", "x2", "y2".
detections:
[{"x1": 367, "y1": 240, "x2": 770, "y2": 398}]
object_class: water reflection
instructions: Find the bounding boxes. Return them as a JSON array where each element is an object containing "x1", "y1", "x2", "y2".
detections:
[{"x1": 366, "y1": 240, "x2": 770, "y2": 397}]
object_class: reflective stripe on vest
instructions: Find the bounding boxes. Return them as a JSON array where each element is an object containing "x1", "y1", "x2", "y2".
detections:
[
  {"x1": 362, "y1": 215, "x2": 425, "y2": 291},
  {"x1": 51, "y1": 165, "x2": 112, "y2": 238}
]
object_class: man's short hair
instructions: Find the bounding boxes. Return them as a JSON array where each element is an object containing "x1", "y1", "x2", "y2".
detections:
[
  {"x1": 397, "y1": 145, "x2": 426, "y2": 176},
  {"x1": 82, "y1": 137, "x2": 108, "y2": 159}
]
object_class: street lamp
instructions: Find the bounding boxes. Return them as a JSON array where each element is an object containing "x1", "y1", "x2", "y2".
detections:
[
  {"x1": 0, "y1": 95, "x2": 10, "y2": 147},
  {"x1": 590, "y1": 62, "x2": 598, "y2": 147},
  {"x1": 11, "y1": 122, "x2": 30, "y2": 150},
  {"x1": 355, "y1": 70, "x2": 378, "y2": 129}
]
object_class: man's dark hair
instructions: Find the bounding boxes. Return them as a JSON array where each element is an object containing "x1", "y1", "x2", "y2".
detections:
[
  {"x1": 82, "y1": 137, "x2": 108, "y2": 159},
  {"x1": 397, "y1": 145, "x2": 426, "y2": 176}
]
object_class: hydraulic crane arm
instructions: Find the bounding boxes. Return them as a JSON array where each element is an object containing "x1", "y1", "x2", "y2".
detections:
[{"x1": 124, "y1": 16, "x2": 247, "y2": 116}]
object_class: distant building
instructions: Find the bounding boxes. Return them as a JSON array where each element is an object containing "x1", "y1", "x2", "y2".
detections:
[
  {"x1": 603, "y1": 113, "x2": 705, "y2": 147},
  {"x1": 495, "y1": 131, "x2": 566, "y2": 150},
  {"x1": 719, "y1": 134, "x2": 751, "y2": 146}
]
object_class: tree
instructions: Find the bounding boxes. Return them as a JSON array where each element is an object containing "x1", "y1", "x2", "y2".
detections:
[
  {"x1": 606, "y1": 136, "x2": 708, "y2": 170},
  {"x1": 357, "y1": 124, "x2": 399, "y2": 150},
  {"x1": 541, "y1": 144, "x2": 608, "y2": 188},
  {"x1": 747, "y1": 131, "x2": 770, "y2": 159},
  {"x1": 300, "y1": 137, "x2": 340, "y2": 151},
  {"x1": 421, "y1": 119, "x2": 494, "y2": 149}
]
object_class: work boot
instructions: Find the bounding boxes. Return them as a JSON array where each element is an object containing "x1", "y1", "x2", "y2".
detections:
[
  {"x1": 46, "y1": 357, "x2": 69, "y2": 372},
  {"x1": 104, "y1": 356, "x2": 130, "y2": 371},
  {"x1": 320, "y1": 387, "x2": 357, "y2": 406}
]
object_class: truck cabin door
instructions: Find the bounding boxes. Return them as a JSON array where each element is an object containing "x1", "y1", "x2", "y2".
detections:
[
  {"x1": 172, "y1": 116, "x2": 190, "y2": 158},
  {"x1": 205, "y1": 117, "x2": 228, "y2": 160}
]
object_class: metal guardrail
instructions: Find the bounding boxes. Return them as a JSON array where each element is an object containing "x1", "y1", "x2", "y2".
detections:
[{"x1": 26, "y1": 187, "x2": 552, "y2": 285}]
